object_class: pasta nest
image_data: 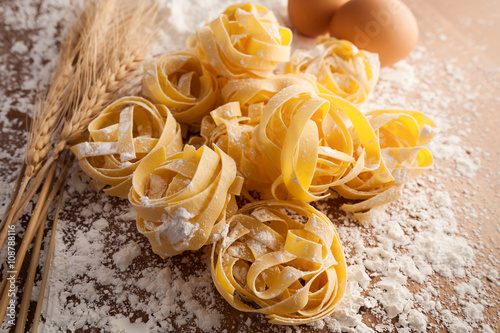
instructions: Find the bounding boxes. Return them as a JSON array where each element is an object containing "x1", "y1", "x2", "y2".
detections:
[
  {"x1": 129, "y1": 144, "x2": 244, "y2": 257},
  {"x1": 194, "y1": 75, "x2": 317, "y2": 173},
  {"x1": 142, "y1": 52, "x2": 219, "y2": 127},
  {"x1": 188, "y1": 3, "x2": 292, "y2": 79},
  {"x1": 211, "y1": 200, "x2": 346, "y2": 325},
  {"x1": 336, "y1": 110, "x2": 438, "y2": 223},
  {"x1": 221, "y1": 74, "x2": 317, "y2": 117},
  {"x1": 249, "y1": 84, "x2": 384, "y2": 202},
  {"x1": 286, "y1": 37, "x2": 380, "y2": 105},
  {"x1": 70, "y1": 96, "x2": 182, "y2": 198}
]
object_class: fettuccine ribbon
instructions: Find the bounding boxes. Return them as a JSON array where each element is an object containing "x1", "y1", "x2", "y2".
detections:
[
  {"x1": 286, "y1": 37, "x2": 380, "y2": 105},
  {"x1": 142, "y1": 52, "x2": 219, "y2": 127},
  {"x1": 70, "y1": 96, "x2": 182, "y2": 198},
  {"x1": 336, "y1": 110, "x2": 438, "y2": 224},
  {"x1": 251, "y1": 85, "x2": 383, "y2": 201},
  {"x1": 188, "y1": 3, "x2": 292, "y2": 79},
  {"x1": 129, "y1": 144, "x2": 244, "y2": 257},
  {"x1": 211, "y1": 200, "x2": 346, "y2": 325}
]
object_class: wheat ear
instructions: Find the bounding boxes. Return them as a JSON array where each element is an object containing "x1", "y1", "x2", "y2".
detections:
[
  {"x1": 0, "y1": 0, "x2": 161, "y2": 324},
  {"x1": 0, "y1": 0, "x2": 95, "y2": 249},
  {"x1": 55, "y1": 1, "x2": 160, "y2": 151}
]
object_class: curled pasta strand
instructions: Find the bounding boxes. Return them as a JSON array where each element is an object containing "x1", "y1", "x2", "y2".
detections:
[
  {"x1": 335, "y1": 110, "x2": 438, "y2": 224},
  {"x1": 70, "y1": 96, "x2": 182, "y2": 198},
  {"x1": 129, "y1": 144, "x2": 244, "y2": 257},
  {"x1": 142, "y1": 52, "x2": 219, "y2": 127},
  {"x1": 211, "y1": 200, "x2": 346, "y2": 325},
  {"x1": 286, "y1": 37, "x2": 380, "y2": 105},
  {"x1": 251, "y1": 85, "x2": 381, "y2": 202},
  {"x1": 188, "y1": 3, "x2": 292, "y2": 79}
]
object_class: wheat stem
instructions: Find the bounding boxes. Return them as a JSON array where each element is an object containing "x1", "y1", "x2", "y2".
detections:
[
  {"x1": 0, "y1": 158, "x2": 54, "y2": 254},
  {"x1": 0, "y1": 154, "x2": 73, "y2": 323},
  {"x1": 31, "y1": 163, "x2": 69, "y2": 333},
  {"x1": 0, "y1": 162, "x2": 56, "y2": 321},
  {"x1": 15, "y1": 211, "x2": 46, "y2": 333}
]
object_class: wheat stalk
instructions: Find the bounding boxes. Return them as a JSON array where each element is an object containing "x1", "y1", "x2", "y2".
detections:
[
  {"x1": 0, "y1": 0, "x2": 96, "y2": 248},
  {"x1": 16, "y1": 208, "x2": 46, "y2": 333},
  {"x1": 16, "y1": 154, "x2": 73, "y2": 333},
  {"x1": 0, "y1": 0, "x2": 91, "y2": 225},
  {"x1": 0, "y1": 162, "x2": 57, "y2": 321},
  {"x1": 0, "y1": 22, "x2": 77, "y2": 246},
  {"x1": 0, "y1": 0, "x2": 146, "y2": 248},
  {"x1": 32, "y1": 166, "x2": 69, "y2": 333},
  {"x1": 0, "y1": 0, "x2": 160, "y2": 326}
]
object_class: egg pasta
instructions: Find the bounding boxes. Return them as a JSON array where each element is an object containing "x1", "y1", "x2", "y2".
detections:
[
  {"x1": 211, "y1": 200, "x2": 347, "y2": 325},
  {"x1": 188, "y1": 3, "x2": 292, "y2": 79},
  {"x1": 286, "y1": 37, "x2": 380, "y2": 105},
  {"x1": 70, "y1": 96, "x2": 182, "y2": 198},
  {"x1": 142, "y1": 52, "x2": 219, "y2": 127},
  {"x1": 129, "y1": 144, "x2": 244, "y2": 257}
]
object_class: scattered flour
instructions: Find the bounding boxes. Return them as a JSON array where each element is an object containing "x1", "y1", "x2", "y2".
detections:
[
  {"x1": 160, "y1": 208, "x2": 197, "y2": 250},
  {"x1": 113, "y1": 241, "x2": 141, "y2": 271}
]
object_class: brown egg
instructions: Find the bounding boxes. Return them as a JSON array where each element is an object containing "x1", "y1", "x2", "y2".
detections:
[
  {"x1": 288, "y1": 0, "x2": 350, "y2": 37},
  {"x1": 329, "y1": 0, "x2": 418, "y2": 67}
]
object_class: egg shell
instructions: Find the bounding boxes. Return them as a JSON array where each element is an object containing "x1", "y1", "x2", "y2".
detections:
[
  {"x1": 329, "y1": 0, "x2": 418, "y2": 67},
  {"x1": 288, "y1": 0, "x2": 350, "y2": 37}
]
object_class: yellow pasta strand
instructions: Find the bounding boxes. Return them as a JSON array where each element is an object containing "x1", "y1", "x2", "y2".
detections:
[
  {"x1": 221, "y1": 74, "x2": 317, "y2": 116},
  {"x1": 129, "y1": 144, "x2": 244, "y2": 257},
  {"x1": 69, "y1": 3, "x2": 440, "y2": 325},
  {"x1": 286, "y1": 37, "x2": 380, "y2": 105},
  {"x1": 187, "y1": 3, "x2": 292, "y2": 79},
  {"x1": 142, "y1": 52, "x2": 220, "y2": 127},
  {"x1": 211, "y1": 200, "x2": 346, "y2": 325},
  {"x1": 70, "y1": 96, "x2": 183, "y2": 198},
  {"x1": 194, "y1": 75, "x2": 318, "y2": 191},
  {"x1": 250, "y1": 85, "x2": 381, "y2": 201},
  {"x1": 336, "y1": 110, "x2": 438, "y2": 224}
]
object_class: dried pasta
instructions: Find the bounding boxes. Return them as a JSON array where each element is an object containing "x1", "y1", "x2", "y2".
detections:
[
  {"x1": 129, "y1": 144, "x2": 244, "y2": 257},
  {"x1": 286, "y1": 37, "x2": 380, "y2": 105},
  {"x1": 211, "y1": 200, "x2": 346, "y2": 325},
  {"x1": 221, "y1": 74, "x2": 317, "y2": 116},
  {"x1": 195, "y1": 75, "x2": 318, "y2": 190},
  {"x1": 70, "y1": 96, "x2": 182, "y2": 198},
  {"x1": 335, "y1": 110, "x2": 438, "y2": 224},
  {"x1": 69, "y1": 2, "x2": 440, "y2": 326},
  {"x1": 251, "y1": 85, "x2": 382, "y2": 201},
  {"x1": 142, "y1": 52, "x2": 219, "y2": 127},
  {"x1": 187, "y1": 3, "x2": 292, "y2": 79}
]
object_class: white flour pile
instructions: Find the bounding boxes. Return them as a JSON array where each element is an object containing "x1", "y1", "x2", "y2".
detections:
[{"x1": 0, "y1": 0, "x2": 499, "y2": 332}]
